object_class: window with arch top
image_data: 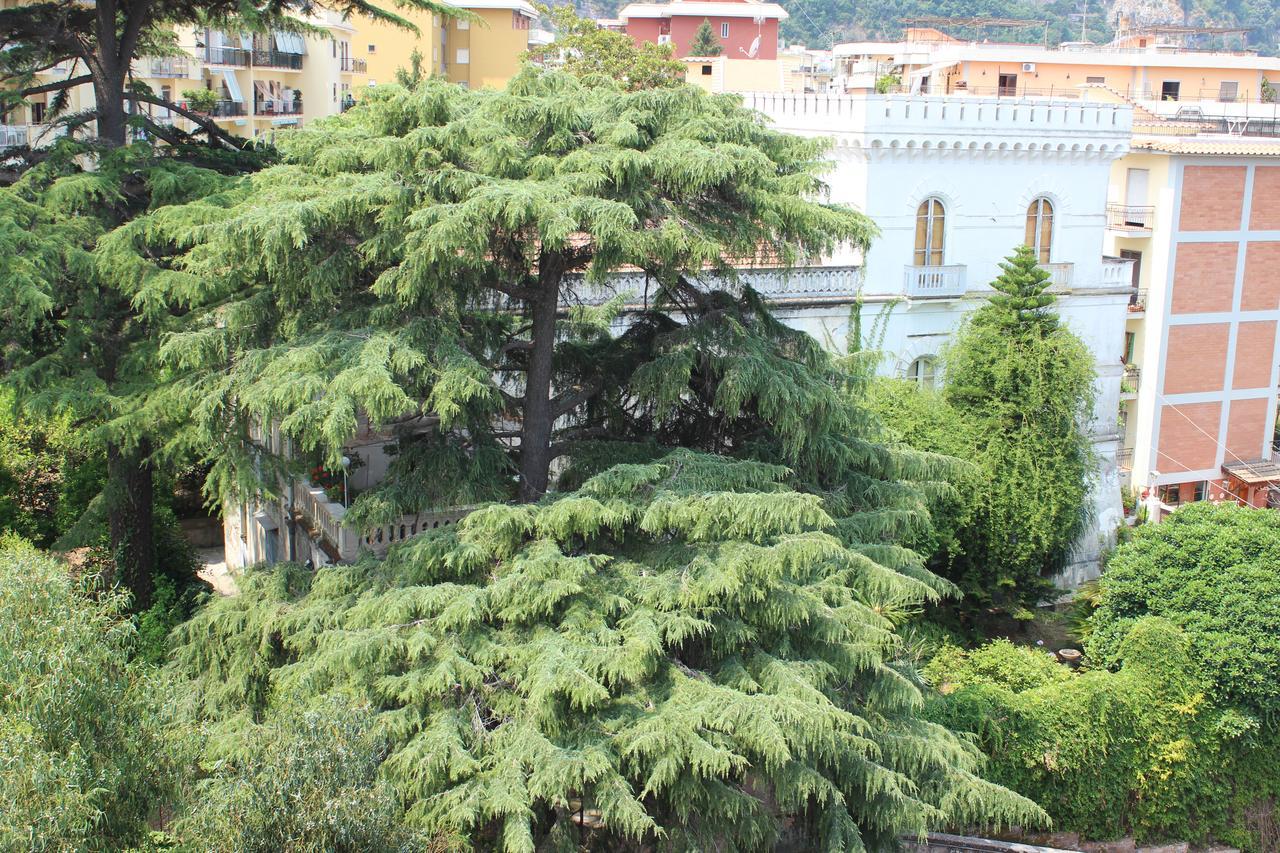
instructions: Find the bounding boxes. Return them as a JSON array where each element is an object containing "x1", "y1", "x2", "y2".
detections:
[
  {"x1": 1025, "y1": 196, "x2": 1054, "y2": 263},
  {"x1": 908, "y1": 356, "x2": 937, "y2": 389},
  {"x1": 914, "y1": 198, "x2": 945, "y2": 266}
]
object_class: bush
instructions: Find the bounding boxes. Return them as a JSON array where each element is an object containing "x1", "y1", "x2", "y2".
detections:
[
  {"x1": 0, "y1": 540, "x2": 189, "y2": 850},
  {"x1": 924, "y1": 639, "x2": 1070, "y2": 693},
  {"x1": 926, "y1": 619, "x2": 1280, "y2": 849},
  {"x1": 176, "y1": 697, "x2": 434, "y2": 851},
  {"x1": 1088, "y1": 502, "x2": 1280, "y2": 716},
  {"x1": 181, "y1": 88, "x2": 219, "y2": 113}
]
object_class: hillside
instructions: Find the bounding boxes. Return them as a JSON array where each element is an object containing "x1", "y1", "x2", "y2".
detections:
[{"x1": 574, "y1": 0, "x2": 1280, "y2": 56}]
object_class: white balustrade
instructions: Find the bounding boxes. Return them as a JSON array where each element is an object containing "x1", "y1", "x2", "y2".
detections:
[
  {"x1": 903, "y1": 264, "x2": 966, "y2": 298},
  {"x1": 1101, "y1": 257, "x2": 1136, "y2": 289}
]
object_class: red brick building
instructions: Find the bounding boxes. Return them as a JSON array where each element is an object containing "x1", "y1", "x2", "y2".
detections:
[
  {"x1": 1112, "y1": 143, "x2": 1280, "y2": 514},
  {"x1": 616, "y1": 0, "x2": 787, "y2": 60}
]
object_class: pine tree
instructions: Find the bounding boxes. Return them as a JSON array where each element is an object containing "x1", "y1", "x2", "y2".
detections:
[
  {"x1": 146, "y1": 70, "x2": 877, "y2": 508},
  {"x1": 689, "y1": 19, "x2": 723, "y2": 56},
  {"x1": 173, "y1": 452, "x2": 1048, "y2": 849},
  {"x1": 940, "y1": 245, "x2": 1097, "y2": 610}
]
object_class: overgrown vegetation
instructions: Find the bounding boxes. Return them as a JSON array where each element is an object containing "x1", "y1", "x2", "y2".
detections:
[{"x1": 871, "y1": 246, "x2": 1097, "y2": 615}]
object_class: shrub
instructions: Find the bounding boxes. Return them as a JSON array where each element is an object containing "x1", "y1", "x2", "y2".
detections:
[
  {"x1": 176, "y1": 697, "x2": 434, "y2": 851},
  {"x1": 0, "y1": 541, "x2": 189, "y2": 849},
  {"x1": 924, "y1": 639, "x2": 1071, "y2": 693},
  {"x1": 1088, "y1": 502, "x2": 1280, "y2": 716},
  {"x1": 927, "y1": 619, "x2": 1280, "y2": 849}
]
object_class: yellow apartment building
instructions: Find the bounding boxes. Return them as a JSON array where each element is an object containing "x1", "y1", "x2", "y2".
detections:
[
  {"x1": 1, "y1": 7, "x2": 367, "y2": 144},
  {"x1": 349, "y1": 0, "x2": 539, "y2": 90}
]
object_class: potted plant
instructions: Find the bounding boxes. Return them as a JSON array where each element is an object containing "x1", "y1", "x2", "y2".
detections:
[{"x1": 181, "y1": 88, "x2": 219, "y2": 113}]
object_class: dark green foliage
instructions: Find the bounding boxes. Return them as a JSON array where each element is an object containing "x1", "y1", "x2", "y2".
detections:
[
  {"x1": 173, "y1": 452, "x2": 1045, "y2": 850},
  {"x1": 0, "y1": 541, "x2": 190, "y2": 850},
  {"x1": 927, "y1": 619, "x2": 1280, "y2": 849},
  {"x1": 689, "y1": 19, "x2": 724, "y2": 56},
  {"x1": 147, "y1": 69, "x2": 876, "y2": 510},
  {"x1": 0, "y1": 389, "x2": 104, "y2": 547},
  {"x1": 1088, "y1": 502, "x2": 1280, "y2": 718},
  {"x1": 176, "y1": 697, "x2": 436, "y2": 851},
  {"x1": 0, "y1": 140, "x2": 256, "y2": 609}
]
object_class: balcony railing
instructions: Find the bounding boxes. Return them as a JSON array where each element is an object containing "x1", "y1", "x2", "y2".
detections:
[
  {"x1": 340, "y1": 56, "x2": 367, "y2": 74},
  {"x1": 1117, "y1": 448, "x2": 1134, "y2": 470},
  {"x1": 1106, "y1": 203, "x2": 1154, "y2": 230},
  {"x1": 253, "y1": 49, "x2": 304, "y2": 70},
  {"x1": 1122, "y1": 364, "x2": 1141, "y2": 394},
  {"x1": 0, "y1": 125, "x2": 30, "y2": 147},
  {"x1": 209, "y1": 99, "x2": 248, "y2": 117},
  {"x1": 203, "y1": 46, "x2": 250, "y2": 66},
  {"x1": 292, "y1": 476, "x2": 477, "y2": 562},
  {"x1": 255, "y1": 98, "x2": 303, "y2": 116},
  {"x1": 148, "y1": 56, "x2": 190, "y2": 77},
  {"x1": 904, "y1": 264, "x2": 966, "y2": 299},
  {"x1": 1039, "y1": 262, "x2": 1074, "y2": 290},
  {"x1": 570, "y1": 265, "x2": 865, "y2": 307},
  {"x1": 1129, "y1": 289, "x2": 1148, "y2": 312},
  {"x1": 361, "y1": 506, "x2": 476, "y2": 557},
  {"x1": 1102, "y1": 256, "x2": 1137, "y2": 288}
]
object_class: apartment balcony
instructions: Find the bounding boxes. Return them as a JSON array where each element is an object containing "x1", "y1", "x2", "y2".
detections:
[
  {"x1": 210, "y1": 99, "x2": 248, "y2": 118},
  {"x1": 1129, "y1": 289, "x2": 1148, "y2": 314},
  {"x1": 254, "y1": 98, "x2": 303, "y2": 117},
  {"x1": 292, "y1": 479, "x2": 475, "y2": 562},
  {"x1": 1106, "y1": 203, "x2": 1154, "y2": 235},
  {"x1": 1039, "y1": 262, "x2": 1074, "y2": 291},
  {"x1": 340, "y1": 56, "x2": 367, "y2": 74},
  {"x1": 1122, "y1": 364, "x2": 1141, "y2": 398},
  {"x1": 903, "y1": 264, "x2": 966, "y2": 299},
  {"x1": 253, "y1": 49, "x2": 304, "y2": 70},
  {"x1": 1117, "y1": 447, "x2": 1134, "y2": 470},
  {"x1": 148, "y1": 56, "x2": 191, "y2": 78},
  {"x1": 203, "y1": 46, "x2": 250, "y2": 67},
  {"x1": 0, "y1": 125, "x2": 30, "y2": 147}
]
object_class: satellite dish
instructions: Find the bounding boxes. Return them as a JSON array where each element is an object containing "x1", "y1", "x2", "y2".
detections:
[{"x1": 739, "y1": 34, "x2": 761, "y2": 58}]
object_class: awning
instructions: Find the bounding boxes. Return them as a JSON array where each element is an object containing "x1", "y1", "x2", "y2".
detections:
[
  {"x1": 1222, "y1": 459, "x2": 1280, "y2": 485},
  {"x1": 221, "y1": 69, "x2": 244, "y2": 102},
  {"x1": 273, "y1": 31, "x2": 306, "y2": 54}
]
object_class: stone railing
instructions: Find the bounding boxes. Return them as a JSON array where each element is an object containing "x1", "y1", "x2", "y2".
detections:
[
  {"x1": 903, "y1": 264, "x2": 966, "y2": 298},
  {"x1": 361, "y1": 506, "x2": 478, "y2": 556},
  {"x1": 1101, "y1": 256, "x2": 1136, "y2": 289},
  {"x1": 568, "y1": 265, "x2": 865, "y2": 307},
  {"x1": 294, "y1": 477, "x2": 478, "y2": 562},
  {"x1": 293, "y1": 482, "x2": 359, "y2": 560},
  {"x1": 1040, "y1": 262, "x2": 1074, "y2": 291},
  {"x1": 0, "y1": 125, "x2": 30, "y2": 147}
]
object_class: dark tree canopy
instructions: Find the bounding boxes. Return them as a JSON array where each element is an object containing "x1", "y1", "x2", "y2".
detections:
[{"x1": 144, "y1": 70, "x2": 881, "y2": 511}]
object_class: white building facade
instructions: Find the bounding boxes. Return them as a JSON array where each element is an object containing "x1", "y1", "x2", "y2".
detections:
[{"x1": 742, "y1": 93, "x2": 1136, "y2": 586}]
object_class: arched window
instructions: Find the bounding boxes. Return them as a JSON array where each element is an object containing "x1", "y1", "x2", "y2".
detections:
[
  {"x1": 1025, "y1": 196, "x2": 1054, "y2": 263},
  {"x1": 914, "y1": 198, "x2": 945, "y2": 266},
  {"x1": 908, "y1": 356, "x2": 937, "y2": 389}
]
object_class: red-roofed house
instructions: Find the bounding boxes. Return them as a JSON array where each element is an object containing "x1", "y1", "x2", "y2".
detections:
[{"x1": 617, "y1": 0, "x2": 788, "y2": 60}]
